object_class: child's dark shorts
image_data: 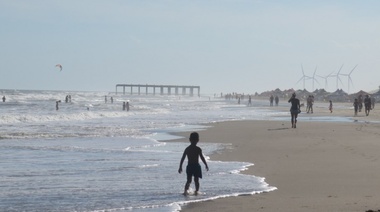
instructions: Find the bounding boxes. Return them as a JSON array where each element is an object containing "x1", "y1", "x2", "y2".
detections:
[{"x1": 186, "y1": 163, "x2": 202, "y2": 179}]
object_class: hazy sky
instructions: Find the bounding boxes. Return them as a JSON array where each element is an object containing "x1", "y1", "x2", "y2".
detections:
[{"x1": 1, "y1": 0, "x2": 380, "y2": 94}]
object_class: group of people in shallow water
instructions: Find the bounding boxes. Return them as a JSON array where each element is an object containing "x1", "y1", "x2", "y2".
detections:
[
  {"x1": 56, "y1": 95, "x2": 73, "y2": 110},
  {"x1": 55, "y1": 95, "x2": 132, "y2": 111},
  {"x1": 269, "y1": 95, "x2": 279, "y2": 106},
  {"x1": 104, "y1": 95, "x2": 131, "y2": 111}
]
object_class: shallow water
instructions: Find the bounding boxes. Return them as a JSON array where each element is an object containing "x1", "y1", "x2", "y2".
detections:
[{"x1": 0, "y1": 90, "x2": 279, "y2": 211}]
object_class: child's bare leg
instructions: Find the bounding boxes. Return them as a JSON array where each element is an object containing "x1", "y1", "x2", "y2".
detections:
[
  {"x1": 195, "y1": 177, "x2": 200, "y2": 191},
  {"x1": 194, "y1": 177, "x2": 200, "y2": 194},
  {"x1": 184, "y1": 176, "x2": 192, "y2": 194}
]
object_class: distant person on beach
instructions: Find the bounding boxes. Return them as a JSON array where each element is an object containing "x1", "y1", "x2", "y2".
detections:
[
  {"x1": 288, "y1": 93, "x2": 300, "y2": 128},
  {"x1": 2, "y1": 96, "x2": 5, "y2": 102},
  {"x1": 126, "y1": 102, "x2": 130, "y2": 111},
  {"x1": 111, "y1": 97, "x2": 114, "y2": 104},
  {"x1": 178, "y1": 132, "x2": 209, "y2": 195},
  {"x1": 306, "y1": 95, "x2": 314, "y2": 113},
  {"x1": 122, "y1": 102, "x2": 126, "y2": 111},
  {"x1": 329, "y1": 100, "x2": 333, "y2": 113},
  {"x1": 358, "y1": 94, "x2": 363, "y2": 112},
  {"x1": 56, "y1": 100, "x2": 61, "y2": 111},
  {"x1": 353, "y1": 98, "x2": 359, "y2": 116},
  {"x1": 65, "y1": 95, "x2": 69, "y2": 103},
  {"x1": 364, "y1": 95, "x2": 372, "y2": 116},
  {"x1": 275, "y1": 95, "x2": 279, "y2": 106},
  {"x1": 248, "y1": 95, "x2": 252, "y2": 106},
  {"x1": 269, "y1": 95, "x2": 274, "y2": 106},
  {"x1": 371, "y1": 97, "x2": 376, "y2": 109}
]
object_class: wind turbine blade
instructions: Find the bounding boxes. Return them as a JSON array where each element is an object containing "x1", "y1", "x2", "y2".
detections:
[
  {"x1": 316, "y1": 75, "x2": 325, "y2": 79},
  {"x1": 338, "y1": 76, "x2": 344, "y2": 86},
  {"x1": 338, "y1": 64, "x2": 344, "y2": 74},
  {"x1": 296, "y1": 77, "x2": 304, "y2": 84},
  {"x1": 349, "y1": 64, "x2": 358, "y2": 75},
  {"x1": 349, "y1": 76, "x2": 354, "y2": 86},
  {"x1": 327, "y1": 71, "x2": 334, "y2": 77}
]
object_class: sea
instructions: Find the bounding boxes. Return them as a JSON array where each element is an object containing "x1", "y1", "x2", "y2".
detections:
[{"x1": 0, "y1": 89, "x2": 352, "y2": 212}]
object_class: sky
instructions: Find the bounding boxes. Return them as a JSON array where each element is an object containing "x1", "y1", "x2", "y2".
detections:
[{"x1": 1, "y1": 0, "x2": 380, "y2": 95}]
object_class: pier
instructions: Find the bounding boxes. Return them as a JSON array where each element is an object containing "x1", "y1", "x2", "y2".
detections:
[{"x1": 115, "y1": 84, "x2": 200, "y2": 96}]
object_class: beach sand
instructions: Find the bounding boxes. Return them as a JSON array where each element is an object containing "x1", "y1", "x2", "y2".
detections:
[{"x1": 173, "y1": 103, "x2": 380, "y2": 212}]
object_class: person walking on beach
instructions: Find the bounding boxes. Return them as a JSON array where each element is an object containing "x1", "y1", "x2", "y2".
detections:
[
  {"x1": 269, "y1": 95, "x2": 274, "y2": 106},
  {"x1": 329, "y1": 100, "x2": 333, "y2": 113},
  {"x1": 306, "y1": 95, "x2": 314, "y2": 113},
  {"x1": 275, "y1": 95, "x2": 279, "y2": 106},
  {"x1": 371, "y1": 97, "x2": 376, "y2": 109},
  {"x1": 178, "y1": 132, "x2": 209, "y2": 195},
  {"x1": 2, "y1": 96, "x2": 6, "y2": 102},
  {"x1": 358, "y1": 94, "x2": 363, "y2": 112},
  {"x1": 288, "y1": 93, "x2": 300, "y2": 128},
  {"x1": 353, "y1": 98, "x2": 359, "y2": 116},
  {"x1": 364, "y1": 95, "x2": 372, "y2": 116}
]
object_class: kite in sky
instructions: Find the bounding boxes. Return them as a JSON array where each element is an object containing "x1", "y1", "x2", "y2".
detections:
[{"x1": 55, "y1": 64, "x2": 62, "y2": 71}]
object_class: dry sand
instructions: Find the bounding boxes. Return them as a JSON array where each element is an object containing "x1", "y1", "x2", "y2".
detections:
[{"x1": 172, "y1": 102, "x2": 380, "y2": 212}]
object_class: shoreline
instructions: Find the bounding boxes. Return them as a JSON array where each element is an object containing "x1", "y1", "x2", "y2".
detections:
[{"x1": 168, "y1": 104, "x2": 380, "y2": 212}]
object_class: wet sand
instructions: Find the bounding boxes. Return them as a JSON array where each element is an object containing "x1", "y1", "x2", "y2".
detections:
[{"x1": 173, "y1": 102, "x2": 380, "y2": 212}]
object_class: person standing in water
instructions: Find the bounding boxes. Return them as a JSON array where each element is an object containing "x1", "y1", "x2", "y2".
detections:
[
  {"x1": 275, "y1": 95, "x2": 279, "y2": 106},
  {"x1": 269, "y1": 95, "x2": 274, "y2": 106},
  {"x1": 56, "y1": 100, "x2": 61, "y2": 111},
  {"x1": 178, "y1": 132, "x2": 209, "y2": 195},
  {"x1": 288, "y1": 93, "x2": 300, "y2": 128}
]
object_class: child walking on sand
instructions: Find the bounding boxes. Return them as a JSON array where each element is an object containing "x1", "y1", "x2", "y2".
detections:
[{"x1": 178, "y1": 132, "x2": 209, "y2": 195}]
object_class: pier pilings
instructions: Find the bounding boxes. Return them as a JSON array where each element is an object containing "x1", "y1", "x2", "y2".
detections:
[{"x1": 115, "y1": 84, "x2": 200, "y2": 96}]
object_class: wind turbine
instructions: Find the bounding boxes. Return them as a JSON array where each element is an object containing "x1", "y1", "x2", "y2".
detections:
[
  {"x1": 331, "y1": 64, "x2": 344, "y2": 90},
  {"x1": 341, "y1": 64, "x2": 358, "y2": 94},
  {"x1": 317, "y1": 71, "x2": 334, "y2": 91},
  {"x1": 310, "y1": 65, "x2": 320, "y2": 91},
  {"x1": 296, "y1": 64, "x2": 310, "y2": 90}
]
